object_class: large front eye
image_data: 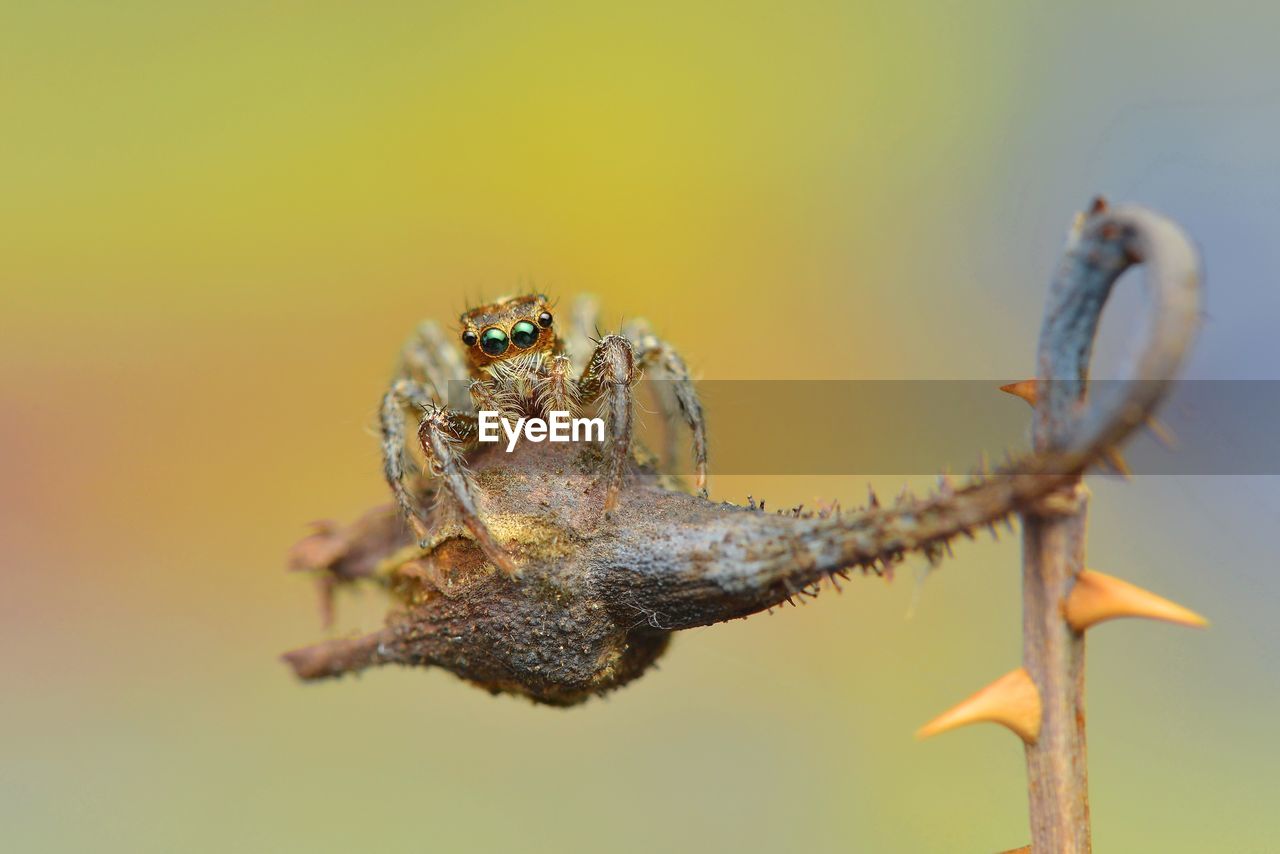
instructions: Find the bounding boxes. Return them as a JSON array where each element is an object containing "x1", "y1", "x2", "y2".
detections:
[
  {"x1": 480, "y1": 327, "x2": 509, "y2": 356},
  {"x1": 510, "y1": 320, "x2": 539, "y2": 349}
]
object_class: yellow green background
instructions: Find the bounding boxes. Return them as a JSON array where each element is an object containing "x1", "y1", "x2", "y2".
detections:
[{"x1": 4, "y1": 2, "x2": 1278, "y2": 851}]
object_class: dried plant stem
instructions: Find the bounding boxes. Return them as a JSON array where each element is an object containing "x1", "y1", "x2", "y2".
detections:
[
  {"x1": 1022, "y1": 485, "x2": 1091, "y2": 850},
  {"x1": 1018, "y1": 200, "x2": 1201, "y2": 851}
]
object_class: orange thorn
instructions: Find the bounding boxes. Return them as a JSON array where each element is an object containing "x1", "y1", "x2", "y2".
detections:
[
  {"x1": 999, "y1": 379, "x2": 1039, "y2": 407},
  {"x1": 998, "y1": 380, "x2": 1176, "y2": 453},
  {"x1": 1102, "y1": 446, "x2": 1132, "y2": 478},
  {"x1": 916, "y1": 667, "x2": 1042, "y2": 744},
  {"x1": 1064, "y1": 569, "x2": 1208, "y2": 631}
]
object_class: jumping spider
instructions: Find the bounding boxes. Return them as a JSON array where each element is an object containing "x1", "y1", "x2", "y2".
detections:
[{"x1": 380, "y1": 293, "x2": 708, "y2": 572}]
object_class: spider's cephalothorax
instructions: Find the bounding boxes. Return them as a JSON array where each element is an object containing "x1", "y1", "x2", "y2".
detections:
[
  {"x1": 380, "y1": 293, "x2": 708, "y2": 574},
  {"x1": 457, "y1": 293, "x2": 558, "y2": 373}
]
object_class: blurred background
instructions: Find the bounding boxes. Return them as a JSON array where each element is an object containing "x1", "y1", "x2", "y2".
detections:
[{"x1": 3, "y1": 2, "x2": 1278, "y2": 851}]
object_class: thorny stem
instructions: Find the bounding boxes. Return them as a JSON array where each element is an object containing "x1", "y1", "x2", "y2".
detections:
[{"x1": 1020, "y1": 201, "x2": 1201, "y2": 852}]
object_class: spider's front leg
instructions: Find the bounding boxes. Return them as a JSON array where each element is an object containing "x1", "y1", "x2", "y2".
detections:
[
  {"x1": 380, "y1": 320, "x2": 470, "y2": 535},
  {"x1": 417, "y1": 405, "x2": 516, "y2": 574},
  {"x1": 380, "y1": 377, "x2": 438, "y2": 539},
  {"x1": 577, "y1": 334, "x2": 638, "y2": 513},
  {"x1": 380, "y1": 322, "x2": 513, "y2": 572},
  {"x1": 400, "y1": 319, "x2": 468, "y2": 401},
  {"x1": 622, "y1": 319, "x2": 708, "y2": 495}
]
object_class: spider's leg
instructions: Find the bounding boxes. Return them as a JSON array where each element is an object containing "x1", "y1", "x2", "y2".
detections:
[
  {"x1": 565, "y1": 294, "x2": 601, "y2": 377},
  {"x1": 379, "y1": 322, "x2": 471, "y2": 537},
  {"x1": 417, "y1": 405, "x2": 516, "y2": 574},
  {"x1": 577, "y1": 334, "x2": 638, "y2": 513},
  {"x1": 400, "y1": 319, "x2": 469, "y2": 404},
  {"x1": 379, "y1": 378, "x2": 439, "y2": 539},
  {"x1": 622, "y1": 319, "x2": 708, "y2": 495}
]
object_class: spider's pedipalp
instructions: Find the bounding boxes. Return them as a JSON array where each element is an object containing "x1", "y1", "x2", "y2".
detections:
[
  {"x1": 469, "y1": 377, "x2": 516, "y2": 421},
  {"x1": 537, "y1": 353, "x2": 579, "y2": 417}
]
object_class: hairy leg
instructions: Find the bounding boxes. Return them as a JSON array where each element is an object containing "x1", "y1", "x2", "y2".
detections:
[
  {"x1": 380, "y1": 378, "x2": 439, "y2": 538},
  {"x1": 417, "y1": 405, "x2": 515, "y2": 574},
  {"x1": 380, "y1": 321, "x2": 476, "y2": 540},
  {"x1": 399, "y1": 320, "x2": 469, "y2": 405},
  {"x1": 578, "y1": 335, "x2": 637, "y2": 512},
  {"x1": 622, "y1": 319, "x2": 708, "y2": 494}
]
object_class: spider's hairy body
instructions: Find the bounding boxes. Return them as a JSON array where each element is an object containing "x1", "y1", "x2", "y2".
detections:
[{"x1": 379, "y1": 293, "x2": 707, "y2": 575}]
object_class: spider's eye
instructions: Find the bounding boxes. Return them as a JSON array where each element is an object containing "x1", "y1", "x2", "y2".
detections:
[
  {"x1": 510, "y1": 320, "x2": 539, "y2": 349},
  {"x1": 480, "y1": 327, "x2": 509, "y2": 356},
  {"x1": 461, "y1": 329, "x2": 478, "y2": 347},
  {"x1": 537, "y1": 311, "x2": 553, "y2": 328}
]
